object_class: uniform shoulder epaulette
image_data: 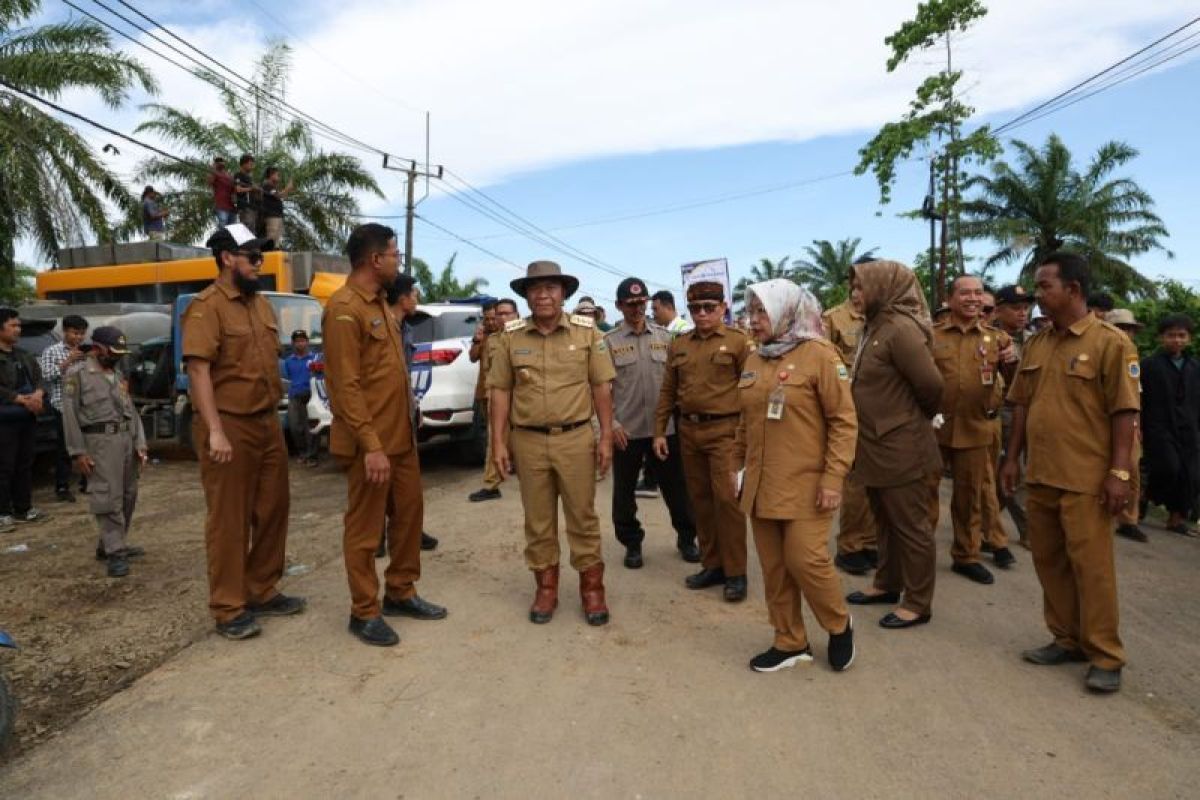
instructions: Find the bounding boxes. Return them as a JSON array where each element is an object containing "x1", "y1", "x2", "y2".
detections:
[
  {"x1": 1097, "y1": 319, "x2": 1126, "y2": 337},
  {"x1": 569, "y1": 314, "x2": 594, "y2": 328},
  {"x1": 194, "y1": 284, "x2": 217, "y2": 301},
  {"x1": 505, "y1": 317, "x2": 527, "y2": 333}
]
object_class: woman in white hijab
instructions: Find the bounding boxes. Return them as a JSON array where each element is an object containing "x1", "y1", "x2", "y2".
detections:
[{"x1": 733, "y1": 278, "x2": 858, "y2": 673}]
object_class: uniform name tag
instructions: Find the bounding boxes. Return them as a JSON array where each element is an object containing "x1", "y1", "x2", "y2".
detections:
[
  {"x1": 767, "y1": 385, "x2": 785, "y2": 421},
  {"x1": 514, "y1": 348, "x2": 532, "y2": 355}
]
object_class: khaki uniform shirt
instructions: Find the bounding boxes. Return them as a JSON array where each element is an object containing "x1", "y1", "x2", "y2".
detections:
[
  {"x1": 1007, "y1": 313, "x2": 1140, "y2": 495},
  {"x1": 654, "y1": 324, "x2": 753, "y2": 437},
  {"x1": 322, "y1": 283, "x2": 414, "y2": 457},
  {"x1": 734, "y1": 340, "x2": 858, "y2": 518},
  {"x1": 821, "y1": 301, "x2": 865, "y2": 367},
  {"x1": 61, "y1": 358, "x2": 147, "y2": 456},
  {"x1": 605, "y1": 320, "x2": 673, "y2": 440},
  {"x1": 931, "y1": 319, "x2": 1011, "y2": 449},
  {"x1": 182, "y1": 283, "x2": 283, "y2": 415},
  {"x1": 471, "y1": 331, "x2": 495, "y2": 401},
  {"x1": 487, "y1": 313, "x2": 616, "y2": 427}
]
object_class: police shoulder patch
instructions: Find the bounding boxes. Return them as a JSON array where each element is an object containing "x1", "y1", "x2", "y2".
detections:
[
  {"x1": 570, "y1": 314, "x2": 594, "y2": 328},
  {"x1": 836, "y1": 363, "x2": 849, "y2": 381},
  {"x1": 505, "y1": 318, "x2": 527, "y2": 332},
  {"x1": 1128, "y1": 360, "x2": 1141, "y2": 379}
]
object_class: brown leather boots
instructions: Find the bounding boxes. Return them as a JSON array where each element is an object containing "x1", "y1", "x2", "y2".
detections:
[{"x1": 529, "y1": 564, "x2": 610, "y2": 626}]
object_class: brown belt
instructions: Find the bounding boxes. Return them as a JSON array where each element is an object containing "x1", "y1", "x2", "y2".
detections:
[
  {"x1": 678, "y1": 411, "x2": 738, "y2": 424},
  {"x1": 514, "y1": 419, "x2": 591, "y2": 435}
]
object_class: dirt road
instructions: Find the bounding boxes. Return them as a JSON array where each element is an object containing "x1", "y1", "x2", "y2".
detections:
[{"x1": 1, "y1": 458, "x2": 1198, "y2": 798}]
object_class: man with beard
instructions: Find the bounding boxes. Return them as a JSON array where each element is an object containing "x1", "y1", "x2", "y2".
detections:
[
  {"x1": 324, "y1": 225, "x2": 447, "y2": 647},
  {"x1": 183, "y1": 223, "x2": 305, "y2": 640},
  {"x1": 61, "y1": 326, "x2": 148, "y2": 578}
]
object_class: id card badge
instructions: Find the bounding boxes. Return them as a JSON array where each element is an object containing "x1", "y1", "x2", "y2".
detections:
[
  {"x1": 981, "y1": 362, "x2": 995, "y2": 386},
  {"x1": 767, "y1": 385, "x2": 785, "y2": 420}
]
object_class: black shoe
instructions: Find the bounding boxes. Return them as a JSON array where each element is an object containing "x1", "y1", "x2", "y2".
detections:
[
  {"x1": 1022, "y1": 642, "x2": 1087, "y2": 666},
  {"x1": 55, "y1": 488, "x2": 75, "y2": 503},
  {"x1": 348, "y1": 615, "x2": 399, "y2": 647},
  {"x1": 382, "y1": 594, "x2": 448, "y2": 620},
  {"x1": 992, "y1": 547, "x2": 1016, "y2": 569},
  {"x1": 676, "y1": 541, "x2": 701, "y2": 563},
  {"x1": 828, "y1": 618, "x2": 855, "y2": 672},
  {"x1": 879, "y1": 612, "x2": 931, "y2": 629},
  {"x1": 421, "y1": 532, "x2": 439, "y2": 551},
  {"x1": 634, "y1": 481, "x2": 659, "y2": 498},
  {"x1": 216, "y1": 612, "x2": 262, "y2": 641},
  {"x1": 749, "y1": 645, "x2": 813, "y2": 672},
  {"x1": 952, "y1": 561, "x2": 995, "y2": 585},
  {"x1": 623, "y1": 547, "x2": 644, "y2": 569},
  {"x1": 1116, "y1": 524, "x2": 1149, "y2": 542},
  {"x1": 248, "y1": 593, "x2": 307, "y2": 617},
  {"x1": 95, "y1": 544, "x2": 146, "y2": 561},
  {"x1": 723, "y1": 575, "x2": 748, "y2": 603},
  {"x1": 469, "y1": 487, "x2": 501, "y2": 502},
  {"x1": 685, "y1": 567, "x2": 725, "y2": 590},
  {"x1": 106, "y1": 554, "x2": 129, "y2": 578},
  {"x1": 981, "y1": 541, "x2": 996, "y2": 554},
  {"x1": 835, "y1": 551, "x2": 872, "y2": 575},
  {"x1": 863, "y1": 548, "x2": 879, "y2": 569},
  {"x1": 846, "y1": 590, "x2": 900, "y2": 605},
  {"x1": 1085, "y1": 665, "x2": 1122, "y2": 693}
]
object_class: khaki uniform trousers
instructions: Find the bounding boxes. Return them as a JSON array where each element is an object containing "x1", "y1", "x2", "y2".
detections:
[
  {"x1": 478, "y1": 399, "x2": 503, "y2": 491},
  {"x1": 342, "y1": 448, "x2": 423, "y2": 619},
  {"x1": 1026, "y1": 484, "x2": 1125, "y2": 670},
  {"x1": 86, "y1": 430, "x2": 138, "y2": 555},
  {"x1": 995, "y1": 408, "x2": 1029, "y2": 543},
  {"x1": 194, "y1": 412, "x2": 289, "y2": 624},
  {"x1": 510, "y1": 424, "x2": 603, "y2": 572},
  {"x1": 928, "y1": 445, "x2": 1006, "y2": 564},
  {"x1": 678, "y1": 417, "x2": 747, "y2": 576},
  {"x1": 869, "y1": 477, "x2": 937, "y2": 616},
  {"x1": 836, "y1": 473, "x2": 877, "y2": 556},
  {"x1": 752, "y1": 515, "x2": 849, "y2": 651},
  {"x1": 982, "y1": 424, "x2": 1009, "y2": 548}
]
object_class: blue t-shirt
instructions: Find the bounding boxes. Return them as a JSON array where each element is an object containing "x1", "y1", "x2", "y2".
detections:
[{"x1": 281, "y1": 352, "x2": 316, "y2": 396}]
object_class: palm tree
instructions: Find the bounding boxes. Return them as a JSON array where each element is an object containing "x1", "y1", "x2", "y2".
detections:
[
  {"x1": 0, "y1": 0, "x2": 155, "y2": 288},
  {"x1": 413, "y1": 253, "x2": 488, "y2": 302},
  {"x1": 793, "y1": 238, "x2": 877, "y2": 307},
  {"x1": 961, "y1": 134, "x2": 1170, "y2": 297},
  {"x1": 134, "y1": 42, "x2": 383, "y2": 251},
  {"x1": 732, "y1": 256, "x2": 794, "y2": 310}
]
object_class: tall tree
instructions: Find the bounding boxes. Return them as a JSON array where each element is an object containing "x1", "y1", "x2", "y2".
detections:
[
  {"x1": 855, "y1": 0, "x2": 998, "y2": 304},
  {"x1": 134, "y1": 41, "x2": 382, "y2": 251},
  {"x1": 732, "y1": 256, "x2": 793, "y2": 309},
  {"x1": 793, "y1": 238, "x2": 877, "y2": 307},
  {"x1": 0, "y1": 0, "x2": 156, "y2": 289},
  {"x1": 412, "y1": 253, "x2": 488, "y2": 302},
  {"x1": 960, "y1": 134, "x2": 1170, "y2": 298}
]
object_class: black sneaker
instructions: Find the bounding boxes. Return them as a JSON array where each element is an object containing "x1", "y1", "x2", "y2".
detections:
[
  {"x1": 55, "y1": 488, "x2": 76, "y2": 503},
  {"x1": 1116, "y1": 524, "x2": 1148, "y2": 542},
  {"x1": 685, "y1": 567, "x2": 725, "y2": 590},
  {"x1": 421, "y1": 532, "x2": 439, "y2": 551},
  {"x1": 469, "y1": 487, "x2": 501, "y2": 502},
  {"x1": 623, "y1": 546, "x2": 644, "y2": 569},
  {"x1": 723, "y1": 575, "x2": 748, "y2": 603},
  {"x1": 106, "y1": 554, "x2": 130, "y2": 578},
  {"x1": 349, "y1": 615, "x2": 399, "y2": 647},
  {"x1": 216, "y1": 612, "x2": 262, "y2": 641},
  {"x1": 247, "y1": 593, "x2": 307, "y2": 617},
  {"x1": 835, "y1": 551, "x2": 872, "y2": 575},
  {"x1": 750, "y1": 646, "x2": 813, "y2": 673},
  {"x1": 951, "y1": 561, "x2": 994, "y2": 585},
  {"x1": 992, "y1": 547, "x2": 1016, "y2": 568},
  {"x1": 676, "y1": 540, "x2": 701, "y2": 563},
  {"x1": 382, "y1": 594, "x2": 448, "y2": 620},
  {"x1": 828, "y1": 617, "x2": 855, "y2": 672},
  {"x1": 634, "y1": 480, "x2": 659, "y2": 498}
]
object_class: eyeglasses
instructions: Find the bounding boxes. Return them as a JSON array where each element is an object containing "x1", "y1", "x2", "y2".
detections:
[
  {"x1": 687, "y1": 302, "x2": 722, "y2": 315},
  {"x1": 235, "y1": 250, "x2": 264, "y2": 266}
]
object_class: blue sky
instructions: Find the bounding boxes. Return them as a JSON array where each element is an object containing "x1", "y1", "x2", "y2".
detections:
[{"x1": 22, "y1": 0, "x2": 1200, "y2": 309}]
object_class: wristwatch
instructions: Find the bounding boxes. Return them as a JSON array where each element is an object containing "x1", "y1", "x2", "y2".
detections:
[{"x1": 1108, "y1": 468, "x2": 1131, "y2": 481}]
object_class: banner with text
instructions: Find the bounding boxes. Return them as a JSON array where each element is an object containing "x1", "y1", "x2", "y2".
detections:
[{"x1": 680, "y1": 258, "x2": 732, "y2": 323}]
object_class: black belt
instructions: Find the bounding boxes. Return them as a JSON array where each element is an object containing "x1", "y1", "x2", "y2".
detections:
[
  {"x1": 678, "y1": 411, "x2": 739, "y2": 424},
  {"x1": 514, "y1": 419, "x2": 591, "y2": 435},
  {"x1": 81, "y1": 422, "x2": 130, "y2": 435}
]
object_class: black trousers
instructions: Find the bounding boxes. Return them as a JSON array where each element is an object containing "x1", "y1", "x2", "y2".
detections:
[
  {"x1": 612, "y1": 434, "x2": 696, "y2": 550},
  {"x1": 51, "y1": 408, "x2": 74, "y2": 490},
  {"x1": 0, "y1": 420, "x2": 36, "y2": 515}
]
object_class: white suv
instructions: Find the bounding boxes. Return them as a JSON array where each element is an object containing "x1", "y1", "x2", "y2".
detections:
[{"x1": 307, "y1": 303, "x2": 486, "y2": 461}]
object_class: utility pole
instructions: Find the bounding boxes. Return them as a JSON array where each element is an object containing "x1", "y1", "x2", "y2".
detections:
[{"x1": 384, "y1": 130, "x2": 442, "y2": 276}]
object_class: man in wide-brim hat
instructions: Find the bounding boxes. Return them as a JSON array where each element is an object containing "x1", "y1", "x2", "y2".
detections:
[{"x1": 489, "y1": 260, "x2": 617, "y2": 626}]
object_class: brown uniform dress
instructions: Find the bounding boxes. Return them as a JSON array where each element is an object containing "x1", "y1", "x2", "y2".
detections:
[
  {"x1": 654, "y1": 323, "x2": 752, "y2": 578},
  {"x1": 182, "y1": 283, "x2": 289, "y2": 625},
  {"x1": 734, "y1": 340, "x2": 856, "y2": 651},
  {"x1": 822, "y1": 301, "x2": 877, "y2": 557},
  {"x1": 928, "y1": 319, "x2": 1011, "y2": 564},
  {"x1": 1007, "y1": 314, "x2": 1140, "y2": 670},
  {"x1": 488, "y1": 313, "x2": 616, "y2": 571},
  {"x1": 472, "y1": 333, "x2": 503, "y2": 491},
  {"x1": 322, "y1": 283, "x2": 423, "y2": 620}
]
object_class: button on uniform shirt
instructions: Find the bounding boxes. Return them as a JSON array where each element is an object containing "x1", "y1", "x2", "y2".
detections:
[
  {"x1": 1007, "y1": 314, "x2": 1141, "y2": 495},
  {"x1": 654, "y1": 323, "x2": 752, "y2": 437},
  {"x1": 280, "y1": 352, "x2": 316, "y2": 397},
  {"x1": 38, "y1": 341, "x2": 74, "y2": 412},
  {"x1": 182, "y1": 283, "x2": 283, "y2": 415},
  {"x1": 322, "y1": 283, "x2": 415, "y2": 457},
  {"x1": 487, "y1": 314, "x2": 615, "y2": 427},
  {"x1": 62, "y1": 359, "x2": 147, "y2": 456},
  {"x1": 821, "y1": 301, "x2": 865, "y2": 367},
  {"x1": 734, "y1": 339, "x2": 858, "y2": 518},
  {"x1": 605, "y1": 320, "x2": 673, "y2": 439},
  {"x1": 931, "y1": 319, "x2": 1010, "y2": 448}
]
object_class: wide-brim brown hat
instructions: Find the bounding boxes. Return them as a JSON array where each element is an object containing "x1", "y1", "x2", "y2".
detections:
[
  {"x1": 1106, "y1": 308, "x2": 1144, "y2": 330},
  {"x1": 510, "y1": 260, "x2": 580, "y2": 299}
]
